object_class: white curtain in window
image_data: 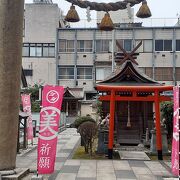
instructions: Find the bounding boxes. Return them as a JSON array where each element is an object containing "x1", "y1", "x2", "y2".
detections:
[{"x1": 144, "y1": 40, "x2": 152, "y2": 52}]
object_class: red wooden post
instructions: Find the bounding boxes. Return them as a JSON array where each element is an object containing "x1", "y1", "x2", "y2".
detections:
[
  {"x1": 108, "y1": 90, "x2": 115, "y2": 159},
  {"x1": 154, "y1": 90, "x2": 163, "y2": 160}
]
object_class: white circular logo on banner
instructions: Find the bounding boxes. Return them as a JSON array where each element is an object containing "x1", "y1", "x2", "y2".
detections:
[
  {"x1": 46, "y1": 90, "x2": 59, "y2": 104},
  {"x1": 39, "y1": 106, "x2": 60, "y2": 140}
]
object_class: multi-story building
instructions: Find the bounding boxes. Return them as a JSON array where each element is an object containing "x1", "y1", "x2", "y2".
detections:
[
  {"x1": 57, "y1": 26, "x2": 180, "y2": 117},
  {"x1": 22, "y1": 0, "x2": 66, "y2": 86}
]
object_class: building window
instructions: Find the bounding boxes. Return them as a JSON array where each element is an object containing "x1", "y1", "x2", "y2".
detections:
[
  {"x1": 77, "y1": 40, "x2": 93, "y2": 52},
  {"x1": 36, "y1": 44, "x2": 42, "y2": 57},
  {"x1": 124, "y1": 39, "x2": 132, "y2": 51},
  {"x1": 155, "y1": 67, "x2": 173, "y2": 81},
  {"x1": 77, "y1": 67, "x2": 93, "y2": 79},
  {"x1": 176, "y1": 40, "x2": 180, "y2": 51},
  {"x1": 96, "y1": 40, "x2": 112, "y2": 52},
  {"x1": 22, "y1": 43, "x2": 29, "y2": 57},
  {"x1": 175, "y1": 67, "x2": 180, "y2": 81},
  {"x1": 143, "y1": 40, "x2": 153, "y2": 52},
  {"x1": 59, "y1": 40, "x2": 74, "y2": 52},
  {"x1": 116, "y1": 39, "x2": 132, "y2": 52},
  {"x1": 96, "y1": 67, "x2": 112, "y2": 81},
  {"x1": 164, "y1": 40, "x2": 172, "y2": 51},
  {"x1": 24, "y1": 69, "x2": 33, "y2": 76},
  {"x1": 59, "y1": 40, "x2": 66, "y2": 52},
  {"x1": 140, "y1": 67, "x2": 153, "y2": 78},
  {"x1": 58, "y1": 67, "x2": 74, "y2": 79},
  {"x1": 22, "y1": 43, "x2": 55, "y2": 57},
  {"x1": 135, "y1": 40, "x2": 143, "y2": 52},
  {"x1": 155, "y1": 40, "x2": 172, "y2": 51},
  {"x1": 42, "y1": 44, "x2": 55, "y2": 57},
  {"x1": 67, "y1": 40, "x2": 74, "y2": 52}
]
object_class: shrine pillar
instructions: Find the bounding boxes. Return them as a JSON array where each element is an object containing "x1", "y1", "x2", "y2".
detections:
[
  {"x1": 154, "y1": 91, "x2": 163, "y2": 160},
  {"x1": 108, "y1": 90, "x2": 115, "y2": 159}
]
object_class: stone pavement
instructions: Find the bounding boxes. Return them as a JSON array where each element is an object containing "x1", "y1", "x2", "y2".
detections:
[{"x1": 15, "y1": 128, "x2": 178, "y2": 180}]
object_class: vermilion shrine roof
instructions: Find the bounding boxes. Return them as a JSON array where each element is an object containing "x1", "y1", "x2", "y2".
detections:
[{"x1": 97, "y1": 60, "x2": 161, "y2": 87}]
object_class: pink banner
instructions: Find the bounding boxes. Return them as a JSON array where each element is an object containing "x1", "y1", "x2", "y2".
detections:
[
  {"x1": 172, "y1": 86, "x2": 179, "y2": 176},
  {"x1": 37, "y1": 85, "x2": 64, "y2": 174},
  {"x1": 21, "y1": 94, "x2": 33, "y2": 140}
]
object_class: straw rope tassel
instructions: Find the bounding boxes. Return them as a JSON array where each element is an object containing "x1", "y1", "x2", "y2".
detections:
[
  {"x1": 136, "y1": 0, "x2": 151, "y2": 18},
  {"x1": 65, "y1": 5, "x2": 80, "y2": 22},
  {"x1": 99, "y1": 12, "x2": 114, "y2": 31}
]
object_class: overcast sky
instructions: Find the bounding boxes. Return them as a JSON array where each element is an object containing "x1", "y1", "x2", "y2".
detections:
[{"x1": 25, "y1": 0, "x2": 180, "y2": 18}]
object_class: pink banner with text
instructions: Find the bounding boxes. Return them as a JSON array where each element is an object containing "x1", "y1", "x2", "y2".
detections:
[
  {"x1": 21, "y1": 94, "x2": 33, "y2": 140},
  {"x1": 172, "y1": 86, "x2": 179, "y2": 176},
  {"x1": 37, "y1": 85, "x2": 64, "y2": 174}
]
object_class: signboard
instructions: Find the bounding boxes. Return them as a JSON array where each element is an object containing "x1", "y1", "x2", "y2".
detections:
[
  {"x1": 37, "y1": 85, "x2": 64, "y2": 174},
  {"x1": 21, "y1": 94, "x2": 33, "y2": 140},
  {"x1": 172, "y1": 86, "x2": 179, "y2": 176}
]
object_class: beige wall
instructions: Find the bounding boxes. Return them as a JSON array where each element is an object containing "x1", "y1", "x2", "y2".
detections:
[
  {"x1": 22, "y1": 3, "x2": 61, "y2": 85},
  {"x1": 81, "y1": 102, "x2": 97, "y2": 120}
]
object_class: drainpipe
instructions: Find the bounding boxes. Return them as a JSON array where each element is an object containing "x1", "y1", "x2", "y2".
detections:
[
  {"x1": 74, "y1": 30, "x2": 78, "y2": 87},
  {"x1": 173, "y1": 28, "x2": 176, "y2": 85},
  {"x1": 93, "y1": 29, "x2": 96, "y2": 87},
  {"x1": 132, "y1": 28, "x2": 135, "y2": 49},
  {"x1": 111, "y1": 29, "x2": 115, "y2": 72},
  {"x1": 56, "y1": 28, "x2": 59, "y2": 85},
  {"x1": 152, "y1": 28, "x2": 155, "y2": 79}
]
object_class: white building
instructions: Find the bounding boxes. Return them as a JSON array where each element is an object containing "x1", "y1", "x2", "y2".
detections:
[{"x1": 22, "y1": 0, "x2": 66, "y2": 86}]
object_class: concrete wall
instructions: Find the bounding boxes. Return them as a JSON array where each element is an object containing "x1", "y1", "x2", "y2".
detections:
[{"x1": 22, "y1": 3, "x2": 61, "y2": 85}]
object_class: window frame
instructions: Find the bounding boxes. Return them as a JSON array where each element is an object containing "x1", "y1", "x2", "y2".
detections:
[
  {"x1": 96, "y1": 39, "x2": 112, "y2": 53},
  {"x1": 155, "y1": 39, "x2": 172, "y2": 52},
  {"x1": 77, "y1": 67, "x2": 93, "y2": 80},
  {"x1": 116, "y1": 39, "x2": 132, "y2": 52},
  {"x1": 58, "y1": 66, "x2": 75, "y2": 80},
  {"x1": 176, "y1": 40, "x2": 180, "y2": 51},
  {"x1": 22, "y1": 43, "x2": 55, "y2": 58},
  {"x1": 77, "y1": 40, "x2": 93, "y2": 52},
  {"x1": 58, "y1": 39, "x2": 75, "y2": 53}
]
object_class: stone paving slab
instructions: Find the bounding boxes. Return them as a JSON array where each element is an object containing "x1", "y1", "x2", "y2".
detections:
[
  {"x1": 55, "y1": 173, "x2": 76, "y2": 180},
  {"x1": 64, "y1": 160, "x2": 81, "y2": 166},
  {"x1": 128, "y1": 160, "x2": 147, "y2": 167},
  {"x1": 60, "y1": 165, "x2": 80, "y2": 173},
  {"x1": 132, "y1": 167, "x2": 152, "y2": 175},
  {"x1": 119, "y1": 151, "x2": 150, "y2": 160},
  {"x1": 135, "y1": 174, "x2": 157, "y2": 180},
  {"x1": 76, "y1": 178, "x2": 96, "y2": 180},
  {"x1": 115, "y1": 170, "x2": 137, "y2": 179},
  {"x1": 58, "y1": 149, "x2": 73, "y2": 153},
  {"x1": 113, "y1": 160, "x2": 131, "y2": 170}
]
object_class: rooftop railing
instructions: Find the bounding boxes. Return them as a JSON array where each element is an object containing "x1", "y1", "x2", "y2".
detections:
[{"x1": 64, "y1": 18, "x2": 180, "y2": 29}]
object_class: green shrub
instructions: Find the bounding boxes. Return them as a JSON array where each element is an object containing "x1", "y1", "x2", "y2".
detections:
[
  {"x1": 73, "y1": 116, "x2": 96, "y2": 129},
  {"x1": 161, "y1": 101, "x2": 173, "y2": 138}
]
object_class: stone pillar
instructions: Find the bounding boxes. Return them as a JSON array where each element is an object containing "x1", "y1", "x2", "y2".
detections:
[
  {"x1": 0, "y1": 0, "x2": 24, "y2": 170},
  {"x1": 150, "y1": 129, "x2": 169, "y2": 154}
]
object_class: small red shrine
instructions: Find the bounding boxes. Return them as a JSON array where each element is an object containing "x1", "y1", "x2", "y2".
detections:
[{"x1": 95, "y1": 43, "x2": 173, "y2": 160}]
